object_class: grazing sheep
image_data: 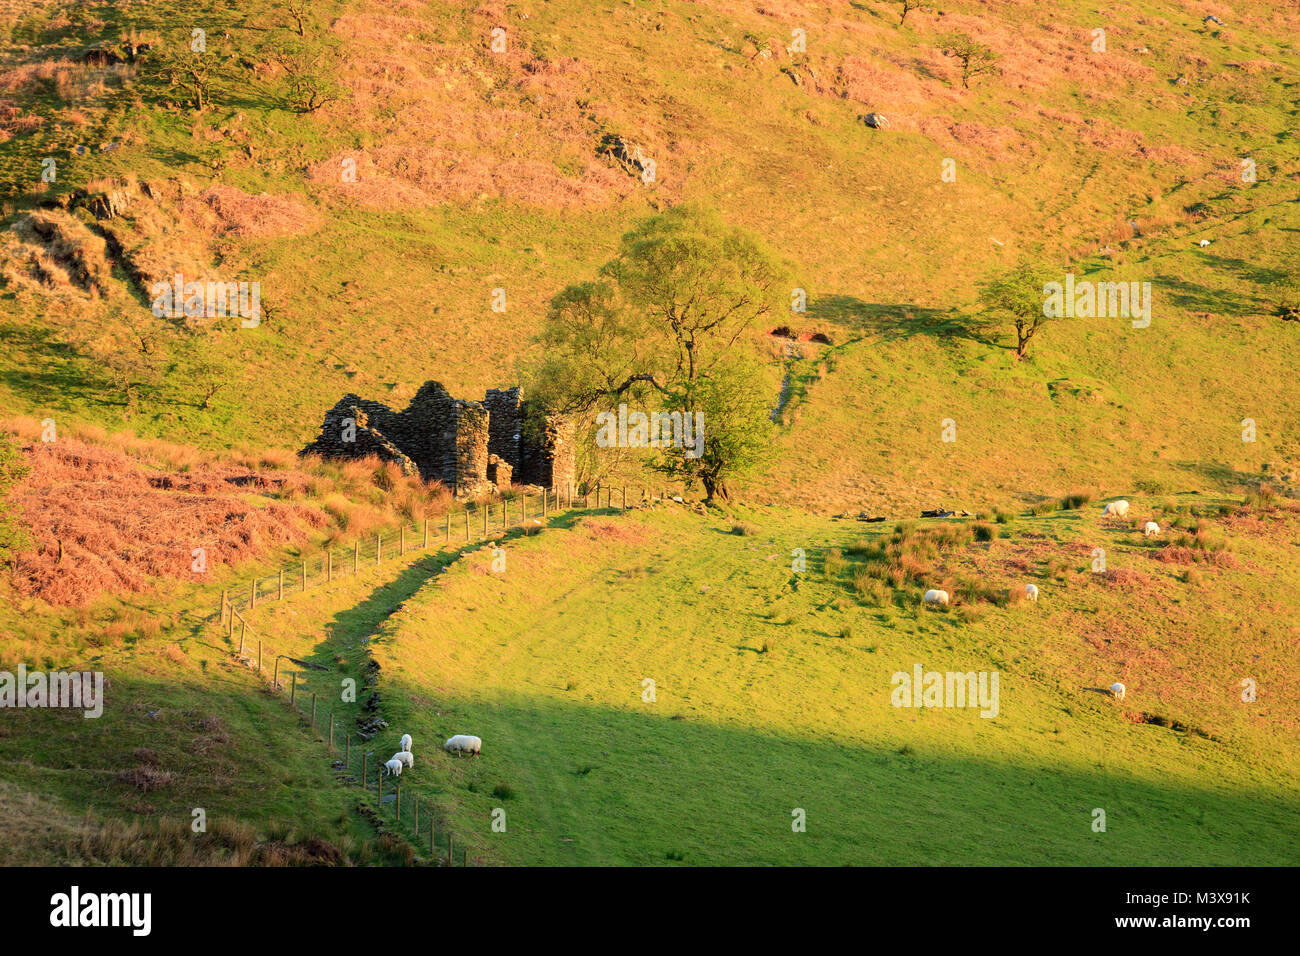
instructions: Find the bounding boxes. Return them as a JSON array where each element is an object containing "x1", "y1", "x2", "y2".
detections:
[
  {"x1": 444, "y1": 734, "x2": 482, "y2": 755},
  {"x1": 400, "y1": 733, "x2": 412, "y2": 753},
  {"x1": 922, "y1": 589, "x2": 949, "y2": 606},
  {"x1": 1109, "y1": 682, "x2": 1126, "y2": 701},
  {"x1": 1102, "y1": 500, "x2": 1130, "y2": 518},
  {"x1": 383, "y1": 758, "x2": 403, "y2": 777},
  {"x1": 1024, "y1": 583, "x2": 1039, "y2": 602},
  {"x1": 1143, "y1": 521, "x2": 1160, "y2": 538},
  {"x1": 393, "y1": 751, "x2": 414, "y2": 769}
]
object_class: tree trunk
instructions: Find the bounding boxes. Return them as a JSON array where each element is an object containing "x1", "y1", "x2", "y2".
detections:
[{"x1": 702, "y1": 476, "x2": 729, "y2": 501}]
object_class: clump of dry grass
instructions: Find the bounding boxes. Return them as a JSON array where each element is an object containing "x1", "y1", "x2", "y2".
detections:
[
  {"x1": 190, "y1": 185, "x2": 322, "y2": 239},
  {"x1": 116, "y1": 766, "x2": 174, "y2": 793}
]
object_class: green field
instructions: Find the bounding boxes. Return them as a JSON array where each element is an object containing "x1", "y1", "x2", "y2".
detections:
[{"x1": 244, "y1": 500, "x2": 1300, "y2": 865}]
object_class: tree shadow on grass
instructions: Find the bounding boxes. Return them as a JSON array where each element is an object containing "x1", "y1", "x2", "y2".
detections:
[
  {"x1": 1174, "y1": 460, "x2": 1265, "y2": 490},
  {"x1": 807, "y1": 294, "x2": 1001, "y2": 348},
  {"x1": 1150, "y1": 266, "x2": 1268, "y2": 315}
]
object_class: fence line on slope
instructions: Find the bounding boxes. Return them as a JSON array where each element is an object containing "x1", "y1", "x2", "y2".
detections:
[
  {"x1": 217, "y1": 482, "x2": 666, "y2": 621},
  {"x1": 213, "y1": 481, "x2": 672, "y2": 864}
]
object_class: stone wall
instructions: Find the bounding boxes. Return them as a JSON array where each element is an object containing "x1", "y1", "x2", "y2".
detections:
[{"x1": 302, "y1": 380, "x2": 574, "y2": 497}]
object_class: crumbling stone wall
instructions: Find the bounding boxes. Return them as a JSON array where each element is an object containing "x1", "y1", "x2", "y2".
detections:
[{"x1": 303, "y1": 380, "x2": 574, "y2": 497}]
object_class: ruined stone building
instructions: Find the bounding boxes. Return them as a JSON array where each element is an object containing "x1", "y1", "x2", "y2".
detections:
[{"x1": 302, "y1": 381, "x2": 575, "y2": 497}]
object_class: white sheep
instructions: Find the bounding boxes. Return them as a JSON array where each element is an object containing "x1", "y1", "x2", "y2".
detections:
[
  {"x1": 393, "y1": 751, "x2": 414, "y2": 769},
  {"x1": 1024, "y1": 583, "x2": 1039, "y2": 602},
  {"x1": 1109, "y1": 682, "x2": 1126, "y2": 701},
  {"x1": 400, "y1": 733, "x2": 412, "y2": 753},
  {"x1": 1102, "y1": 500, "x2": 1130, "y2": 518},
  {"x1": 1143, "y1": 521, "x2": 1160, "y2": 537},
  {"x1": 922, "y1": 589, "x2": 949, "y2": 606},
  {"x1": 382, "y1": 758, "x2": 403, "y2": 776},
  {"x1": 444, "y1": 734, "x2": 482, "y2": 755}
]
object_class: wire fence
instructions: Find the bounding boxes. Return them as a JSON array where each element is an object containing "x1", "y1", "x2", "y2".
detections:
[
  {"x1": 218, "y1": 482, "x2": 663, "y2": 620},
  {"x1": 213, "y1": 482, "x2": 670, "y2": 864}
]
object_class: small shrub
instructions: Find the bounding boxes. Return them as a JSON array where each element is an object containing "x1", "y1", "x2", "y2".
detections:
[
  {"x1": 1241, "y1": 484, "x2": 1277, "y2": 512},
  {"x1": 491, "y1": 784, "x2": 515, "y2": 801},
  {"x1": 823, "y1": 547, "x2": 846, "y2": 576},
  {"x1": 972, "y1": 522, "x2": 995, "y2": 542},
  {"x1": 1059, "y1": 490, "x2": 1092, "y2": 510},
  {"x1": 731, "y1": 522, "x2": 757, "y2": 536},
  {"x1": 758, "y1": 638, "x2": 777, "y2": 654},
  {"x1": 117, "y1": 766, "x2": 173, "y2": 793},
  {"x1": 836, "y1": 624, "x2": 853, "y2": 639}
]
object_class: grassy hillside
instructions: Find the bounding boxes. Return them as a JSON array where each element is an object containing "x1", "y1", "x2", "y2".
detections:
[
  {"x1": 0, "y1": 0, "x2": 1295, "y2": 500},
  {"x1": 242, "y1": 499, "x2": 1300, "y2": 865}
]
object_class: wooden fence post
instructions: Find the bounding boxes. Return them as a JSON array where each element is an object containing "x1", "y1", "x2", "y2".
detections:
[
  {"x1": 239, "y1": 617, "x2": 246, "y2": 655},
  {"x1": 328, "y1": 550, "x2": 334, "y2": 582},
  {"x1": 250, "y1": 578, "x2": 257, "y2": 609},
  {"x1": 423, "y1": 519, "x2": 429, "y2": 549},
  {"x1": 448, "y1": 832, "x2": 454, "y2": 866},
  {"x1": 221, "y1": 589, "x2": 229, "y2": 624},
  {"x1": 543, "y1": 491, "x2": 548, "y2": 517},
  {"x1": 290, "y1": 671, "x2": 296, "y2": 707}
]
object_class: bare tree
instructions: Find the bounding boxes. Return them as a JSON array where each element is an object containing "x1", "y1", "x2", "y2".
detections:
[
  {"x1": 270, "y1": 41, "x2": 343, "y2": 113},
  {"x1": 898, "y1": 0, "x2": 930, "y2": 24},
  {"x1": 286, "y1": 0, "x2": 311, "y2": 38}
]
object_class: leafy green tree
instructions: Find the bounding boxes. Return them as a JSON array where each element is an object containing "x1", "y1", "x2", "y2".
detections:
[
  {"x1": 938, "y1": 31, "x2": 1000, "y2": 88},
  {"x1": 979, "y1": 262, "x2": 1057, "y2": 359},
  {"x1": 529, "y1": 205, "x2": 786, "y2": 500},
  {"x1": 139, "y1": 33, "x2": 233, "y2": 112}
]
